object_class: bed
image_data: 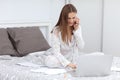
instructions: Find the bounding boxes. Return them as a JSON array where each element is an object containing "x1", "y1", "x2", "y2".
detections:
[{"x1": 0, "y1": 22, "x2": 120, "y2": 80}]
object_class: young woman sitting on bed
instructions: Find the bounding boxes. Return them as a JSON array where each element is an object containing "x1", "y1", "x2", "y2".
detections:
[{"x1": 43, "y1": 4, "x2": 85, "y2": 70}]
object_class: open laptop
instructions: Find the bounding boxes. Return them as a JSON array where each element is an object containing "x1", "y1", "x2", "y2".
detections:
[{"x1": 70, "y1": 55, "x2": 113, "y2": 77}]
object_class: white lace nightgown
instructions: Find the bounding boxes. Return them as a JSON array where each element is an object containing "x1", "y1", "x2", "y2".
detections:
[{"x1": 43, "y1": 25, "x2": 85, "y2": 68}]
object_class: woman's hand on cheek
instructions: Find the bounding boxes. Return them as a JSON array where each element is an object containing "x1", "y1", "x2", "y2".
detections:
[{"x1": 73, "y1": 17, "x2": 80, "y2": 31}]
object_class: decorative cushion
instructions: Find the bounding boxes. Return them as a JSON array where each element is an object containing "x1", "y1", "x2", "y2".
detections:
[
  {"x1": 0, "y1": 28, "x2": 18, "y2": 56},
  {"x1": 7, "y1": 27, "x2": 50, "y2": 56}
]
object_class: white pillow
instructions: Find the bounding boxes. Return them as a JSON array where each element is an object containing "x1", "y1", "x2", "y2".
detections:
[
  {"x1": 84, "y1": 52, "x2": 104, "y2": 56},
  {"x1": 28, "y1": 51, "x2": 45, "y2": 57}
]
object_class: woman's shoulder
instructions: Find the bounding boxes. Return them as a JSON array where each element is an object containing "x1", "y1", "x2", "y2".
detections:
[
  {"x1": 52, "y1": 26, "x2": 58, "y2": 31},
  {"x1": 51, "y1": 26, "x2": 60, "y2": 37}
]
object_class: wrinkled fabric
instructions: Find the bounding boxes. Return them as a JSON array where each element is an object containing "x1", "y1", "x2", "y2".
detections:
[
  {"x1": 0, "y1": 54, "x2": 120, "y2": 80},
  {"x1": 44, "y1": 26, "x2": 85, "y2": 67}
]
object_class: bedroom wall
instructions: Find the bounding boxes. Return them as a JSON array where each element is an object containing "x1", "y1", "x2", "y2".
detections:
[
  {"x1": 0, "y1": 0, "x2": 65, "y2": 26},
  {"x1": 0, "y1": 0, "x2": 51, "y2": 23},
  {"x1": 103, "y1": 0, "x2": 120, "y2": 56}
]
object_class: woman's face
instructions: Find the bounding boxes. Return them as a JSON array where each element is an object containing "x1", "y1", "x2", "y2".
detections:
[{"x1": 67, "y1": 12, "x2": 77, "y2": 26}]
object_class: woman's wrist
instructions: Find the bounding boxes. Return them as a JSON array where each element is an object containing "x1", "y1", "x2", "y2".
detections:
[{"x1": 74, "y1": 25, "x2": 79, "y2": 31}]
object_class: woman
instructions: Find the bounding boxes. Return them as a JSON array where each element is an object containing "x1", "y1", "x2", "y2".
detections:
[{"x1": 44, "y1": 4, "x2": 85, "y2": 70}]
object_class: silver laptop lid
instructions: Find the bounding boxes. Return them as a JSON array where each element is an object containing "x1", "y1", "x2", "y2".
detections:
[{"x1": 71, "y1": 55, "x2": 113, "y2": 77}]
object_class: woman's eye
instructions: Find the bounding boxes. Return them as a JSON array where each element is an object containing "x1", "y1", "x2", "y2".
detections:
[
  {"x1": 68, "y1": 18, "x2": 71, "y2": 19},
  {"x1": 68, "y1": 17, "x2": 75, "y2": 20},
  {"x1": 73, "y1": 17, "x2": 75, "y2": 19}
]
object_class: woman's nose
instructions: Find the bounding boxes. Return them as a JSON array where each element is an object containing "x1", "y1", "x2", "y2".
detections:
[{"x1": 69, "y1": 19, "x2": 74, "y2": 23}]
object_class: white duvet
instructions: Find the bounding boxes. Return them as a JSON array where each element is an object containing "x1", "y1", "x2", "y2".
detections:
[{"x1": 0, "y1": 51, "x2": 120, "y2": 80}]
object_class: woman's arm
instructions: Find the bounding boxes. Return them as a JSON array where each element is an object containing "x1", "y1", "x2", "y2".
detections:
[
  {"x1": 73, "y1": 25, "x2": 85, "y2": 50},
  {"x1": 51, "y1": 29, "x2": 70, "y2": 67}
]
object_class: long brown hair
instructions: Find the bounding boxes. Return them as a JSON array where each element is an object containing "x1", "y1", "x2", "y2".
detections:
[{"x1": 52, "y1": 4, "x2": 77, "y2": 44}]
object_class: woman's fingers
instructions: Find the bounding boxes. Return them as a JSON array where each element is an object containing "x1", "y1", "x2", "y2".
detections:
[
  {"x1": 72, "y1": 64, "x2": 77, "y2": 69},
  {"x1": 75, "y1": 18, "x2": 80, "y2": 24},
  {"x1": 68, "y1": 63, "x2": 77, "y2": 69},
  {"x1": 73, "y1": 17, "x2": 80, "y2": 31}
]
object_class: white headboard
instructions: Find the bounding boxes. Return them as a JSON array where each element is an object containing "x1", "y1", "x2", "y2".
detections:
[{"x1": 0, "y1": 22, "x2": 51, "y2": 45}]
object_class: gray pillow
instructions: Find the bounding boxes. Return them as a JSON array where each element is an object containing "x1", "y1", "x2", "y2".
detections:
[
  {"x1": 0, "y1": 28, "x2": 18, "y2": 56},
  {"x1": 7, "y1": 27, "x2": 50, "y2": 56}
]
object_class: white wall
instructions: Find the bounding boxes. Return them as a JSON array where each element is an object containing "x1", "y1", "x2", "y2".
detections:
[
  {"x1": 0, "y1": 0, "x2": 65, "y2": 27},
  {"x1": 103, "y1": 0, "x2": 120, "y2": 56},
  {"x1": 71, "y1": 0, "x2": 103, "y2": 53},
  {"x1": 49, "y1": 0, "x2": 65, "y2": 28},
  {"x1": 0, "y1": 0, "x2": 51, "y2": 23}
]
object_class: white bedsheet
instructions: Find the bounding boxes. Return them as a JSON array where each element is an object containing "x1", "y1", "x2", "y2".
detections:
[{"x1": 0, "y1": 52, "x2": 120, "y2": 80}]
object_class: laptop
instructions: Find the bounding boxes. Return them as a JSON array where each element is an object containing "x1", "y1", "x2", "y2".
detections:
[{"x1": 70, "y1": 55, "x2": 113, "y2": 77}]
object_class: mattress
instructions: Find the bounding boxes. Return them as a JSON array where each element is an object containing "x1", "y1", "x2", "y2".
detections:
[{"x1": 0, "y1": 52, "x2": 120, "y2": 80}]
